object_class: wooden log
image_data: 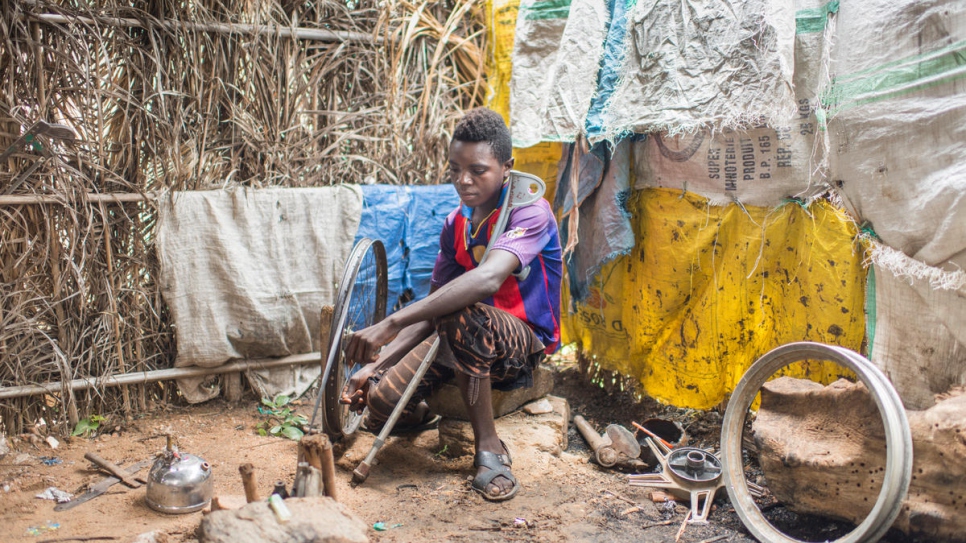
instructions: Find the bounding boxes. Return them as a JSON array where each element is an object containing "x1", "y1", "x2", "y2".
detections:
[
  {"x1": 754, "y1": 377, "x2": 966, "y2": 542},
  {"x1": 223, "y1": 372, "x2": 243, "y2": 402},
  {"x1": 318, "y1": 305, "x2": 334, "y2": 361},
  {"x1": 239, "y1": 463, "x2": 259, "y2": 503}
]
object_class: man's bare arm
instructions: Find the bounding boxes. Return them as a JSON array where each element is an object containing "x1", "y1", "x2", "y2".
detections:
[{"x1": 345, "y1": 249, "x2": 520, "y2": 364}]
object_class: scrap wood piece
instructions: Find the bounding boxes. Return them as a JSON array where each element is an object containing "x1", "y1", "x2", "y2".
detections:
[
  {"x1": 674, "y1": 510, "x2": 692, "y2": 542},
  {"x1": 299, "y1": 433, "x2": 337, "y2": 501},
  {"x1": 239, "y1": 463, "x2": 258, "y2": 503},
  {"x1": 754, "y1": 377, "x2": 966, "y2": 542},
  {"x1": 601, "y1": 489, "x2": 638, "y2": 506}
]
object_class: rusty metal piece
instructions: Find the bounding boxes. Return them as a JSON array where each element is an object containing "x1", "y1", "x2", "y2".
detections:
[
  {"x1": 573, "y1": 415, "x2": 619, "y2": 467},
  {"x1": 605, "y1": 424, "x2": 641, "y2": 459}
]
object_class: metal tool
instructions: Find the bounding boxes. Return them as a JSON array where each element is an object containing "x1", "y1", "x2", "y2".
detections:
[
  {"x1": 352, "y1": 171, "x2": 546, "y2": 484},
  {"x1": 629, "y1": 437, "x2": 762, "y2": 524},
  {"x1": 574, "y1": 416, "x2": 641, "y2": 467},
  {"x1": 54, "y1": 459, "x2": 151, "y2": 511},
  {"x1": 84, "y1": 452, "x2": 145, "y2": 488}
]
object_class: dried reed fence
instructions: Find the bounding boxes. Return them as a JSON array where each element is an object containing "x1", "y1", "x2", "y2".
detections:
[{"x1": 0, "y1": 0, "x2": 485, "y2": 434}]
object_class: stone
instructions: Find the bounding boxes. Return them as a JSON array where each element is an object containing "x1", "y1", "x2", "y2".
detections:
[
  {"x1": 523, "y1": 398, "x2": 553, "y2": 415},
  {"x1": 198, "y1": 497, "x2": 368, "y2": 543},
  {"x1": 129, "y1": 531, "x2": 170, "y2": 543},
  {"x1": 438, "y1": 395, "x2": 569, "y2": 457},
  {"x1": 425, "y1": 363, "x2": 555, "y2": 420}
]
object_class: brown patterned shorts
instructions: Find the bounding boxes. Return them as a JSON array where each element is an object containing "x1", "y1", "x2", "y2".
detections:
[{"x1": 364, "y1": 303, "x2": 545, "y2": 430}]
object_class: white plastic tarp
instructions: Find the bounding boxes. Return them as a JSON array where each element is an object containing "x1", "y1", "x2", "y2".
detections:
[
  {"x1": 869, "y1": 245, "x2": 966, "y2": 409},
  {"x1": 825, "y1": 0, "x2": 966, "y2": 271},
  {"x1": 510, "y1": 0, "x2": 610, "y2": 148},
  {"x1": 598, "y1": 0, "x2": 798, "y2": 139},
  {"x1": 157, "y1": 186, "x2": 363, "y2": 403}
]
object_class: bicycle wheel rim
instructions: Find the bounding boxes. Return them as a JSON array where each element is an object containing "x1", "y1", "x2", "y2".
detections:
[{"x1": 321, "y1": 238, "x2": 387, "y2": 440}]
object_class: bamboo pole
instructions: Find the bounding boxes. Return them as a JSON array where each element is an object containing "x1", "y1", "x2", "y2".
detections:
[
  {"x1": 0, "y1": 193, "x2": 155, "y2": 205},
  {"x1": 47, "y1": 212, "x2": 79, "y2": 427},
  {"x1": 28, "y1": 13, "x2": 381, "y2": 45},
  {"x1": 99, "y1": 201, "x2": 131, "y2": 415},
  {"x1": 0, "y1": 351, "x2": 320, "y2": 399}
]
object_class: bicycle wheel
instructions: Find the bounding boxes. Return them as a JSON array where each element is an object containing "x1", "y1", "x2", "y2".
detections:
[{"x1": 320, "y1": 238, "x2": 387, "y2": 441}]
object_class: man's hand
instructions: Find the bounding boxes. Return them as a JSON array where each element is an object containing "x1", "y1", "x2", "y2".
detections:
[
  {"x1": 345, "y1": 319, "x2": 400, "y2": 365},
  {"x1": 339, "y1": 364, "x2": 376, "y2": 414}
]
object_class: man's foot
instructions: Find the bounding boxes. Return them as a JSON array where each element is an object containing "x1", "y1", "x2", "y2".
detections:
[{"x1": 471, "y1": 441, "x2": 520, "y2": 501}]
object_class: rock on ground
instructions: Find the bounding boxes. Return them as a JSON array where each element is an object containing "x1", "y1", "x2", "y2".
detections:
[
  {"x1": 198, "y1": 497, "x2": 368, "y2": 543},
  {"x1": 426, "y1": 363, "x2": 555, "y2": 420},
  {"x1": 438, "y1": 394, "x2": 569, "y2": 457}
]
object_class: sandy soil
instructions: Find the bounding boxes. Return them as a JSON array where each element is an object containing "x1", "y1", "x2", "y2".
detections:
[{"x1": 1, "y1": 359, "x2": 919, "y2": 543}]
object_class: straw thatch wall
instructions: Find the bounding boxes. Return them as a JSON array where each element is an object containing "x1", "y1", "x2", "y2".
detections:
[{"x1": 0, "y1": 0, "x2": 485, "y2": 434}]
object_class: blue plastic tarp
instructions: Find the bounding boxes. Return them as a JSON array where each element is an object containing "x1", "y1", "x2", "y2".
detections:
[{"x1": 356, "y1": 185, "x2": 461, "y2": 313}]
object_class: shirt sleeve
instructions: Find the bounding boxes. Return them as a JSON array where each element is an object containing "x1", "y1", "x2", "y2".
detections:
[
  {"x1": 490, "y1": 201, "x2": 553, "y2": 270},
  {"x1": 431, "y1": 211, "x2": 463, "y2": 288}
]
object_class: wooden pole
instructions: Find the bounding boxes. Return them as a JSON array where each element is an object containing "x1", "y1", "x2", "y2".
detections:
[
  {"x1": 239, "y1": 463, "x2": 259, "y2": 503},
  {"x1": 0, "y1": 351, "x2": 320, "y2": 399},
  {"x1": 98, "y1": 202, "x2": 131, "y2": 415},
  {"x1": 0, "y1": 192, "x2": 154, "y2": 205},
  {"x1": 28, "y1": 13, "x2": 381, "y2": 44}
]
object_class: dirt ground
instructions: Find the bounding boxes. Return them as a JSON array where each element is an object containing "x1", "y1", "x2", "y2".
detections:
[{"x1": 1, "y1": 355, "x2": 923, "y2": 543}]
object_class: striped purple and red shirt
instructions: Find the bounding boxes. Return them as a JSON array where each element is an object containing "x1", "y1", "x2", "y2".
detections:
[{"x1": 431, "y1": 197, "x2": 562, "y2": 354}]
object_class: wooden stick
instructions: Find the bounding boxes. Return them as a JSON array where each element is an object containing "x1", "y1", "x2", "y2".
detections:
[
  {"x1": 0, "y1": 192, "x2": 154, "y2": 205},
  {"x1": 319, "y1": 435, "x2": 338, "y2": 501},
  {"x1": 641, "y1": 520, "x2": 674, "y2": 529},
  {"x1": 300, "y1": 433, "x2": 338, "y2": 501},
  {"x1": 0, "y1": 351, "x2": 320, "y2": 399},
  {"x1": 28, "y1": 13, "x2": 380, "y2": 44},
  {"x1": 84, "y1": 452, "x2": 141, "y2": 488},
  {"x1": 239, "y1": 463, "x2": 259, "y2": 503},
  {"x1": 37, "y1": 537, "x2": 118, "y2": 543},
  {"x1": 98, "y1": 201, "x2": 130, "y2": 416},
  {"x1": 318, "y1": 305, "x2": 334, "y2": 363},
  {"x1": 675, "y1": 510, "x2": 692, "y2": 542},
  {"x1": 601, "y1": 489, "x2": 638, "y2": 506}
]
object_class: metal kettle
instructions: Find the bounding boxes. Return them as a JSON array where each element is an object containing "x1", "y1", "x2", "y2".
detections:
[{"x1": 145, "y1": 435, "x2": 213, "y2": 514}]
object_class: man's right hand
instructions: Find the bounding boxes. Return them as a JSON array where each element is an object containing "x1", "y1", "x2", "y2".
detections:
[{"x1": 339, "y1": 364, "x2": 376, "y2": 414}]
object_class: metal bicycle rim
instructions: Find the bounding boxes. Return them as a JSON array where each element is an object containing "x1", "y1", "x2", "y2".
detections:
[
  {"x1": 720, "y1": 342, "x2": 912, "y2": 543},
  {"x1": 310, "y1": 238, "x2": 387, "y2": 440}
]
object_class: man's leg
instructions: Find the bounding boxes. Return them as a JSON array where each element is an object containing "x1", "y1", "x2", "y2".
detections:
[
  {"x1": 364, "y1": 335, "x2": 452, "y2": 432},
  {"x1": 437, "y1": 304, "x2": 544, "y2": 500},
  {"x1": 455, "y1": 371, "x2": 516, "y2": 497}
]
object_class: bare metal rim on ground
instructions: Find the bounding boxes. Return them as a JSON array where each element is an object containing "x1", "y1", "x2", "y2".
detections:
[{"x1": 720, "y1": 342, "x2": 913, "y2": 543}]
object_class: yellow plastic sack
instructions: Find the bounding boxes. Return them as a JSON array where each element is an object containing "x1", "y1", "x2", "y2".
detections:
[
  {"x1": 566, "y1": 188, "x2": 867, "y2": 409},
  {"x1": 486, "y1": 0, "x2": 563, "y2": 202},
  {"x1": 485, "y1": 0, "x2": 519, "y2": 124}
]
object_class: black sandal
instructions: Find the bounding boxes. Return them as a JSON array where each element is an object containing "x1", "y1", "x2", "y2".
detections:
[{"x1": 471, "y1": 440, "x2": 520, "y2": 502}]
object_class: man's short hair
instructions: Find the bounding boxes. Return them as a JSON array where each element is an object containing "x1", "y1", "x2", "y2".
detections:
[{"x1": 452, "y1": 108, "x2": 513, "y2": 164}]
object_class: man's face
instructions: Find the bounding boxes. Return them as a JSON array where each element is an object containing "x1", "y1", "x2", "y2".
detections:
[{"x1": 448, "y1": 140, "x2": 512, "y2": 211}]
